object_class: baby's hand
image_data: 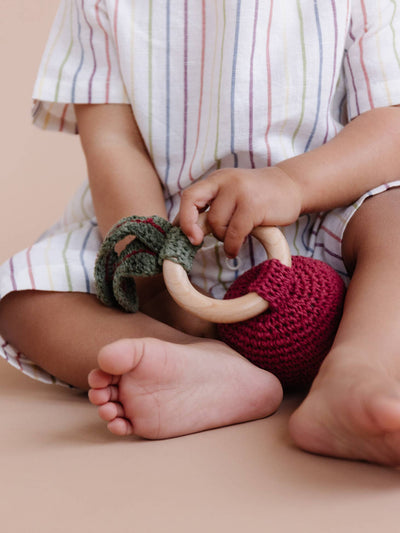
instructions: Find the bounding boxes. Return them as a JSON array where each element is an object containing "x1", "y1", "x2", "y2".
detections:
[{"x1": 178, "y1": 167, "x2": 302, "y2": 257}]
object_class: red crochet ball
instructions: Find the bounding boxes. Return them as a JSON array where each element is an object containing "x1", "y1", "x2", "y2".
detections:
[{"x1": 217, "y1": 257, "x2": 346, "y2": 390}]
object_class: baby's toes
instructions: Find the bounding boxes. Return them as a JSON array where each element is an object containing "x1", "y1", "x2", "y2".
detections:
[
  {"x1": 88, "y1": 384, "x2": 119, "y2": 406},
  {"x1": 98, "y1": 401, "x2": 125, "y2": 422},
  {"x1": 88, "y1": 368, "x2": 118, "y2": 388},
  {"x1": 107, "y1": 417, "x2": 134, "y2": 436}
]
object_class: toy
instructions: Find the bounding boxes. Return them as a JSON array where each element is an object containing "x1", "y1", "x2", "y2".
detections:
[
  {"x1": 95, "y1": 215, "x2": 346, "y2": 390},
  {"x1": 216, "y1": 255, "x2": 345, "y2": 389}
]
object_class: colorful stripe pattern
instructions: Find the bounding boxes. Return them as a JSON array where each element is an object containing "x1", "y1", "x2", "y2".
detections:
[
  {"x1": 2, "y1": 0, "x2": 400, "y2": 384},
  {"x1": 30, "y1": 0, "x2": 400, "y2": 285},
  {"x1": 32, "y1": 1, "x2": 400, "y2": 166}
]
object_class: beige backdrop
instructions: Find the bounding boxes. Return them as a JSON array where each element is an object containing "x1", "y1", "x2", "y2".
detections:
[
  {"x1": 1, "y1": 2, "x2": 400, "y2": 533},
  {"x1": 0, "y1": 0, "x2": 83, "y2": 264}
]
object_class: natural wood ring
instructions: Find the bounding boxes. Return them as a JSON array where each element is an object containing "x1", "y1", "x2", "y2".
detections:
[{"x1": 163, "y1": 217, "x2": 292, "y2": 324}]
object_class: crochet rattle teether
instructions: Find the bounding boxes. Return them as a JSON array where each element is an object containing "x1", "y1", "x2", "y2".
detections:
[
  {"x1": 95, "y1": 215, "x2": 346, "y2": 390},
  {"x1": 162, "y1": 220, "x2": 346, "y2": 390}
]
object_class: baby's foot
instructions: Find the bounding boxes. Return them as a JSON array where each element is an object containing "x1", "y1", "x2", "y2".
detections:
[
  {"x1": 289, "y1": 352, "x2": 400, "y2": 466},
  {"x1": 88, "y1": 337, "x2": 282, "y2": 439}
]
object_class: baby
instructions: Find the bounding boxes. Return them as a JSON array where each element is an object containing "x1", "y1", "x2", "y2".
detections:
[{"x1": 1, "y1": 0, "x2": 400, "y2": 466}]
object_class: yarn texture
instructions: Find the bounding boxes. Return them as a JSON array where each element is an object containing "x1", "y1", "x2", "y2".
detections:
[
  {"x1": 94, "y1": 215, "x2": 200, "y2": 312},
  {"x1": 218, "y1": 257, "x2": 346, "y2": 389}
]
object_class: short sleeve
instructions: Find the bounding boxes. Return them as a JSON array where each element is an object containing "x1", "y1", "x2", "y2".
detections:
[
  {"x1": 32, "y1": 0, "x2": 128, "y2": 133},
  {"x1": 344, "y1": 0, "x2": 400, "y2": 119}
]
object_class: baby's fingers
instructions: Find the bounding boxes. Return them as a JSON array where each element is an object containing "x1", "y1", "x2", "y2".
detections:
[
  {"x1": 179, "y1": 180, "x2": 220, "y2": 244},
  {"x1": 223, "y1": 209, "x2": 255, "y2": 258}
]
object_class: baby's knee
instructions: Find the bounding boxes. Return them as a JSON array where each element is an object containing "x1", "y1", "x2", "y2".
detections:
[
  {"x1": 342, "y1": 187, "x2": 400, "y2": 268},
  {"x1": 0, "y1": 290, "x2": 47, "y2": 340}
]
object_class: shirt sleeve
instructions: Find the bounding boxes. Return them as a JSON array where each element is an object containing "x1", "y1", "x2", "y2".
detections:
[
  {"x1": 344, "y1": 0, "x2": 400, "y2": 119},
  {"x1": 32, "y1": 0, "x2": 128, "y2": 134}
]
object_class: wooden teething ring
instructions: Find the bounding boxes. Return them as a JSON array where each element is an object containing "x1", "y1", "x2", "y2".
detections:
[{"x1": 163, "y1": 214, "x2": 292, "y2": 323}]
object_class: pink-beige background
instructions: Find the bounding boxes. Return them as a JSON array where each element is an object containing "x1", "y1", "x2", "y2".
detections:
[{"x1": 1, "y1": 2, "x2": 400, "y2": 532}]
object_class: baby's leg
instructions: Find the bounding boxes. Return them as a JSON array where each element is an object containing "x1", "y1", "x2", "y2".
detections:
[
  {"x1": 0, "y1": 290, "x2": 191, "y2": 389},
  {"x1": 0, "y1": 291, "x2": 282, "y2": 436},
  {"x1": 289, "y1": 188, "x2": 400, "y2": 465}
]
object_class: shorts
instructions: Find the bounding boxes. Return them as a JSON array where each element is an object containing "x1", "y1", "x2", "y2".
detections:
[{"x1": 1, "y1": 179, "x2": 400, "y2": 386}]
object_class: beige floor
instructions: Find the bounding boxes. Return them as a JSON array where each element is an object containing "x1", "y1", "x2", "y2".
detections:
[{"x1": 1, "y1": 2, "x2": 400, "y2": 532}]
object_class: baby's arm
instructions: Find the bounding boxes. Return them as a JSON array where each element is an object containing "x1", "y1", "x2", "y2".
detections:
[
  {"x1": 75, "y1": 104, "x2": 166, "y2": 236},
  {"x1": 277, "y1": 106, "x2": 400, "y2": 214},
  {"x1": 75, "y1": 103, "x2": 167, "y2": 300},
  {"x1": 179, "y1": 106, "x2": 400, "y2": 257},
  {"x1": 75, "y1": 104, "x2": 215, "y2": 336}
]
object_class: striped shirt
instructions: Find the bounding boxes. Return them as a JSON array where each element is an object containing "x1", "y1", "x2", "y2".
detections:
[
  {"x1": 29, "y1": 0, "x2": 400, "y2": 297},
  {"x1": 32, "y1": 1, "x2": 400, "y2": 192}
]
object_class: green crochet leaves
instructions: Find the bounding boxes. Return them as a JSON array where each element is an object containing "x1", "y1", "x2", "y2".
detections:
[{"x1": 94, "y1": 215, "x2": 201, "y2": 313}]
